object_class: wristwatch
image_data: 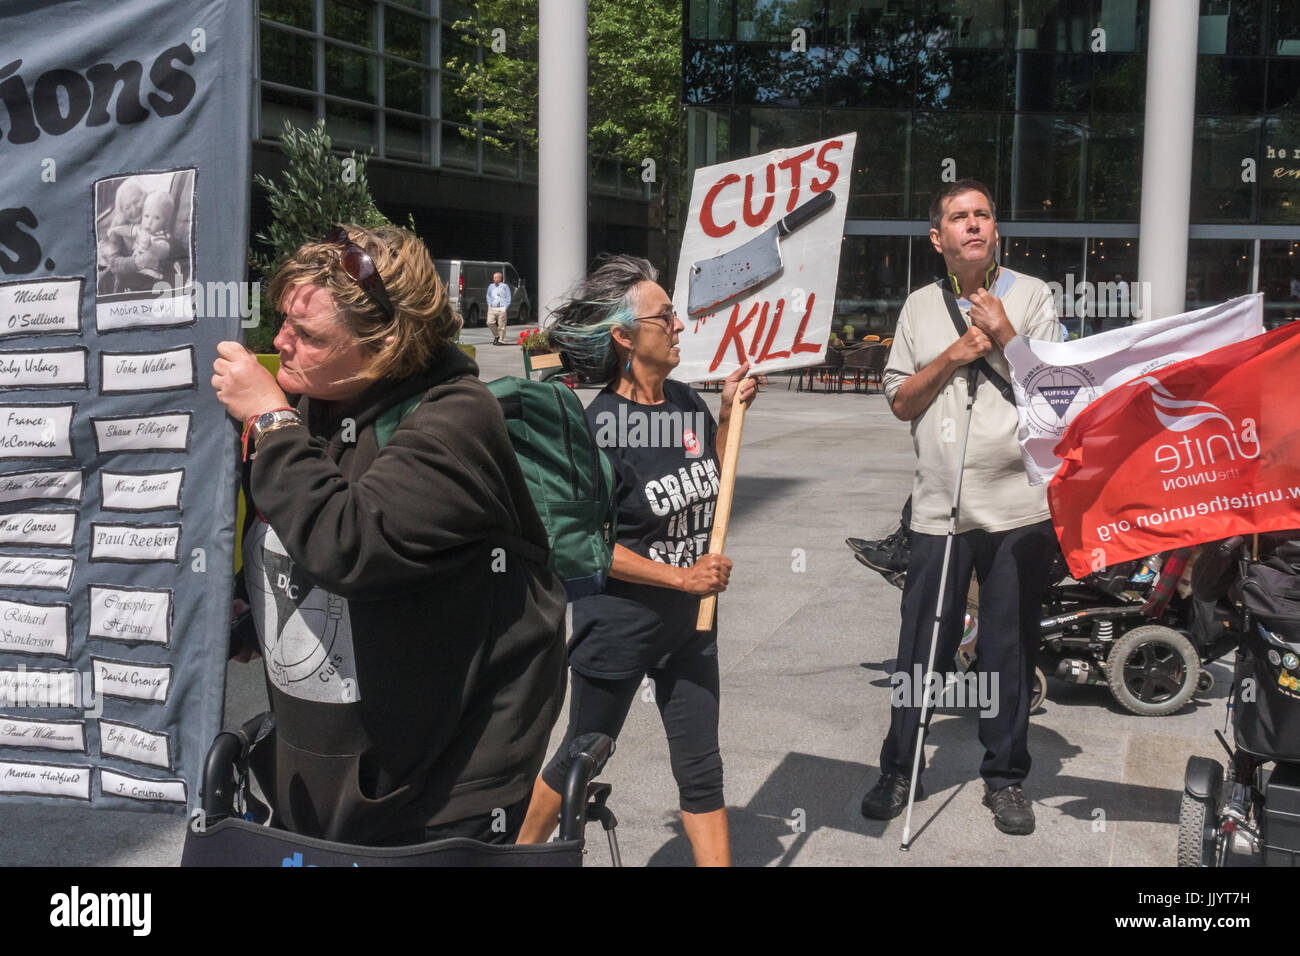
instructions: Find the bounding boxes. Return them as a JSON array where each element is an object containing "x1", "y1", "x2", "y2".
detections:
[{"x1": 245, "y1": 408, "x2": 302, "y2": 457}]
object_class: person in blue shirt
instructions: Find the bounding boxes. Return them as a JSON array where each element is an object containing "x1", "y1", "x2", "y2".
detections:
[{"x1": 487, "y1": 271, "x2": 511, "y2": 344}]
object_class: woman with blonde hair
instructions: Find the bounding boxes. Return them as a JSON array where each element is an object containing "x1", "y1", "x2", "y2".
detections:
[{"x1": 211, "y1": 224, "x2": 566, "y2": 846}]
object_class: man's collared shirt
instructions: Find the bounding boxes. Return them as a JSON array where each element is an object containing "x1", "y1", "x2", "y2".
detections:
[
  {"x1": 487, "y1": 282, "x2": 511, "y2": 308},
  {"x1": 882, "y1": 266, "x2": 1062, "y2": 535}
]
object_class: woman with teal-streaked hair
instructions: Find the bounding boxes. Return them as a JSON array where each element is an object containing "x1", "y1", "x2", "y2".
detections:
[{"x1": 514, "y1": 254, "x2": 757, "y2": 865}]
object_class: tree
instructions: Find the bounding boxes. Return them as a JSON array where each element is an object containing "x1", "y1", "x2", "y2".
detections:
[
  {"x1": 250, "y1": 120, "x2": 391, "y2": 279},
  {"x1": 246, "y1": 120, "x2": 392, "y2": 351},
  {"x1": 446, "y1": 1, "x2": 681, "y2": 188}
]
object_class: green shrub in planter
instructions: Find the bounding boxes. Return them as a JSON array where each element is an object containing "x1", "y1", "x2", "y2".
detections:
[{"x1": 248, "y1": 121, "x2": 392, "y2": 352}]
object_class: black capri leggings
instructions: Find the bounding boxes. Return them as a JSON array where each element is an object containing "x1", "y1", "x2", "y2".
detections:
[{"x1": 541, "y1": 630, "x2": 724, "y2": 814}]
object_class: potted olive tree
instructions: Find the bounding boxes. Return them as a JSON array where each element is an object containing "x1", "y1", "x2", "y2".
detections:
[{"x1": 248, "y1": 121, "x2": 475, "y2": 362}]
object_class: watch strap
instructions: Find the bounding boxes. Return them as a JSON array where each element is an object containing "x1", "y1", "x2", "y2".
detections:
[{"x1": 242, "y1": 407, "x2": 297, "y2": 460}]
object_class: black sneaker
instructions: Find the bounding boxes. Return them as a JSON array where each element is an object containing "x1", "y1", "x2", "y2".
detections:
[
  {"x1": 855, "y1": 552, "x2": 906, "y2": 590},
  {"x1": 845, "y1": 537, "x2": 877, "y2": 555},
  {"x1": 860, "y1": 772, "x2": 924, "y2": 820},
  {"x1": 983, "y1": 783, "x2": 1035, "y2": 835},
  {"x1": 857, "y1": 526, "x2": 910, "y2": 574}
]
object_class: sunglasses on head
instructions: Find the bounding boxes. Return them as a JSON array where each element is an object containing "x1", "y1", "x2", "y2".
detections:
[{"x1": 323, "y1": 225, "x2": 395, "y2": 320}]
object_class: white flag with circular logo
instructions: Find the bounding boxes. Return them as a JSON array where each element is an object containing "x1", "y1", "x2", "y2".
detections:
[{"x1": 1006, "y1": 294, "x2": 1264, "y2": 485}]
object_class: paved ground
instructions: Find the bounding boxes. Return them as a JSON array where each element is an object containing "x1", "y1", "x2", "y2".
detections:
[{"x1": 0, "y1": 321, "x2": 1229, "y2": 866}]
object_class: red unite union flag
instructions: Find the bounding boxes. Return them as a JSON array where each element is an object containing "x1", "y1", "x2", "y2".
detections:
[{"x1": 1049, "y1": 321, "x2": 1300, "y2": 578}]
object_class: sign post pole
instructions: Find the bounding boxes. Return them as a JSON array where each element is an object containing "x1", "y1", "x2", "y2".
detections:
[{"x1": 696, "y1": 388, "x2": 747, "y2": 631}]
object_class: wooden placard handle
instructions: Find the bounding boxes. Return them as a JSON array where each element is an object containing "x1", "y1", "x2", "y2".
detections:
[{"x1": 696, "y1": 388, "x2": 748, "y2": 631}]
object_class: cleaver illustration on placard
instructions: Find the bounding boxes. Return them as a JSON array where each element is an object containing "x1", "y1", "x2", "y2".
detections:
[{"x1": 687, "y1": 190, "x2": 836, "y2": 317}]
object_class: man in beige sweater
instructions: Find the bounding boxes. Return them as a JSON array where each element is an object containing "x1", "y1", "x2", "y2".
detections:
[{"x1": 861, "y1": 179, "x2": 1061, "y2": 835}]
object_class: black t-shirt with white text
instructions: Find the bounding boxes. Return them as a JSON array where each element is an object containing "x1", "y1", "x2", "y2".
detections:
[{"x1": 569, "y1": 379, "x2": 720, "y2": 679}]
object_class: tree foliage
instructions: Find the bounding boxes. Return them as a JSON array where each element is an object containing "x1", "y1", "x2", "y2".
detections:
[
  {"x1": 446, "y1": 1, "x2": 681, "y2": 173},
  {"x1": 246, "y1": 120, "x2": 392, "y2": 350},
  {"x1": 250, "y1": 120, "x2": 391, "y2": 280}
]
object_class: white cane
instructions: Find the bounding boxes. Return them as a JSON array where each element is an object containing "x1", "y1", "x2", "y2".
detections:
[{"x1": 899, "y1": 366, "x2": 979, "y2": 851}]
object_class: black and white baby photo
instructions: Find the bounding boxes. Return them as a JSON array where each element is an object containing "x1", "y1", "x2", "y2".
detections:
[{"x1": 94, "y1": 169, "x2": 195, "y2": 302}]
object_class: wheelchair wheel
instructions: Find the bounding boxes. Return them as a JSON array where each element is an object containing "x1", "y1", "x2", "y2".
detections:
[
  {"x1": 1030, "y1": 665, "x2": 1047, "y2": 712},
  {"x1": 1177, "y1": 762, "x2": 1223, "y2": 867},
  {"x1": 1106, "y1": 625, "x2": 1200, "y2": 716}
]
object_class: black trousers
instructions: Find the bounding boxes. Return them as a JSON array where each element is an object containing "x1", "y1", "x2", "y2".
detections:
[
  {"x1": 541, "y1": 629, "x2": 724, "y2": 814},
  {"x1": 373, "y1": 794, "x2": 532, "y2": 847},
  {"x1": 878, "y1": 519, "x2": 1055, "y2": 790}
]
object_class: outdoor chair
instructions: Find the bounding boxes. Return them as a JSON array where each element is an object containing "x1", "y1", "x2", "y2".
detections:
[
  {"x1": 862, "y1": 343, "x2": 888, "y2": 392},
  {"x1": 797, "y1": 347, "x2": 845, "y2": 392},
  {"x1": 840, "y1": 344, "x2": 877, "y2": 392}
]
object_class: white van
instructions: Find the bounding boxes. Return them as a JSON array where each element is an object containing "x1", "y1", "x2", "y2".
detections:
[{"x1": 433, "y1": 260, "x2": 532, "y2": 328}]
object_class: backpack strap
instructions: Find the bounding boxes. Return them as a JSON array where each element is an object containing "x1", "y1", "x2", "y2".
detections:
[
  {"x1": 374, "y1": 393, "x2": 427, "y2": 449},
  {"x1": 935, "y1": 279, "x2": 1017, "y2": 406}
]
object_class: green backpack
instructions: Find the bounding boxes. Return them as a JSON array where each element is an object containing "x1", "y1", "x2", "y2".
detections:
[{"x1": 375, "y1": 378, "x2": 616, "y2": 600}]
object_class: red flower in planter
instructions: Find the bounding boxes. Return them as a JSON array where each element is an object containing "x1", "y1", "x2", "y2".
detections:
[{"x1": 518, "y1": 328, "x2": 551, "y2": 352}]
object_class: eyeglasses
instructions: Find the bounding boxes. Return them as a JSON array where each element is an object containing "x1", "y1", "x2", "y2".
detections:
[
  {"x1": 323, "y1": 225, "x2": 395, "y2": 320},
  {"x1": 634, "y1": 308, "x2": 677, "y2": 330}
]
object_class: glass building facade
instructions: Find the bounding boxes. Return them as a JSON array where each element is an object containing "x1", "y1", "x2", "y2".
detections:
[
  {"x1": 252, "y1": 1, "x2": 656, "y2": 294},
  {"x1": 683, "y1": 0, "x2": 1300, "y2": 334},
  {"x1": 258, "y1": 0, "x2": 651, "y2": 194}
]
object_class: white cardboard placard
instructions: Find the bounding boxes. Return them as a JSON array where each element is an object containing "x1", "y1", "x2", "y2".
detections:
[{"x1": 670, "y1": 134, "x2": 856, "y2": 383}]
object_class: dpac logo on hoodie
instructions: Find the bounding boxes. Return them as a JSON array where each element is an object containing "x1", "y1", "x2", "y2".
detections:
[{"x1": 243, "y1": 520, "x2": 360, "y2": 703}]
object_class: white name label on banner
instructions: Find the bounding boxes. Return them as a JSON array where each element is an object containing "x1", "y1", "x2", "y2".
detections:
[
  {"x1": 0, "y1": 669, "x2": 79, "y2": 708},
  {"x1": 96, "y1": 290, "x2": 195, "y2": 332},
  {"x1": 0, "y1": 511, "x2": 76, "y2": 547},
  {"x1": 0, "y1": 469, "x2": 81, "y2": 505},
  {"x1": 0, "y1": 599, "x2": 69, "y2": 657},
  {"x1": 0, "y1": 404, "x2": 74, "y2": 458},
  {"x1": 100, "y1": 470, "x2": 183, "y2": 512},
  {"x1": 89, "y1": 523, "x2": 180, "y2": 563},
  {"x1": 0, "y1": 716, "x2": 85, "y2": 753},
  {"x1": 99, "y1": 347, "x2": 195, "y2": 394},
  {"x1": 87, "y1": 586, "x2": 171, "y2": 646},
  {"x1": 0, "y1": 348, "x2": 87, "y2": 390},
  {"x1": 0, "y1": 760, "x2": 91, "y2": 800},
  {"x1": 0, "y1": 279, "x2": 83, "y2": 338},
  {"x1": 99, "y1": 767, "x2": 186, "y2": 805},
  {"x1": 92, "y1": 656, "x2": 171, "y2": 703},
  {"x1": 92, "y1": 413, "x2": 190, "y2": 454},
  {"x1": 0, "y1": 554, "x2": 74, "y2": 591},
  {"x1": 98, "y1": 719, "x2": 171, "y2": 769}
]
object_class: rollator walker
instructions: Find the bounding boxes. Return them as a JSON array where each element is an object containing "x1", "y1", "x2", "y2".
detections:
[{"x1": 182, "y1": 713, "x2": 622, "y2": 867}]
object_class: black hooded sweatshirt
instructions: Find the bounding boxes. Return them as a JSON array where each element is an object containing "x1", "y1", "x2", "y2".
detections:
[{"x1": 241, "y1": 344, "x2": 566, "y2": 844}]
